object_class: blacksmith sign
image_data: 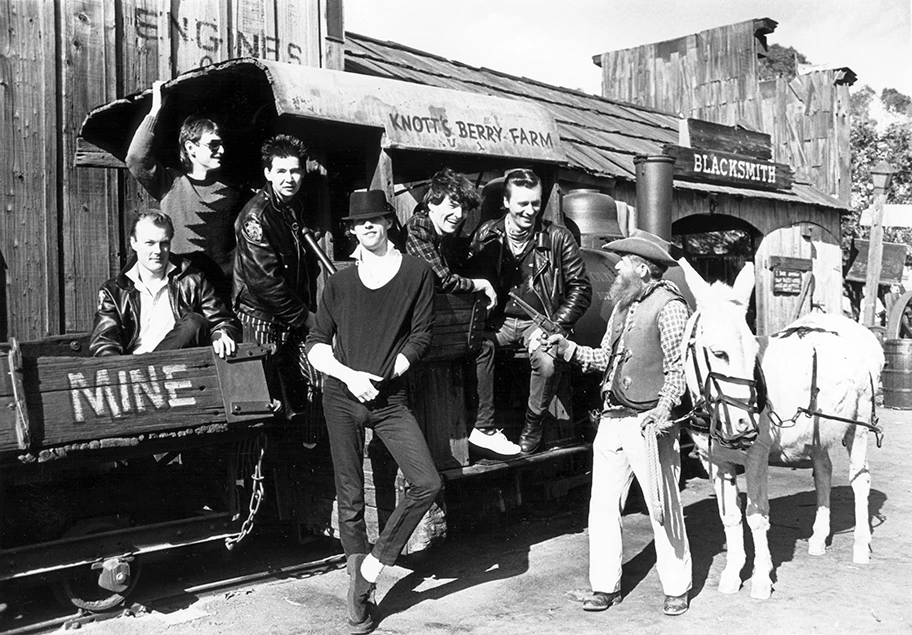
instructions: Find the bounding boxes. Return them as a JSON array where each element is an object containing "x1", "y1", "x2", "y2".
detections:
[{"x1": 663, "y1": 145, "x2": 794, "y2": 192}]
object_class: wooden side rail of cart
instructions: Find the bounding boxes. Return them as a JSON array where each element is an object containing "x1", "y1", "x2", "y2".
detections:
[{"x1": 0, "y1": 338, "x2": 275, "y2": 461}]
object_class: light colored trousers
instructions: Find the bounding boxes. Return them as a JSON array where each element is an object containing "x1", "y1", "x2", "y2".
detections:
[{"x1": 588, "y1": 412, "x2": 692, "y2": 596}]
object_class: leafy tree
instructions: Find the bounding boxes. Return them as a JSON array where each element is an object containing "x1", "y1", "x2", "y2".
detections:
[
  {"x1": 882, "y1": 88, "x2": 912, "y2": 116},
  {"x1": 758, "y1": 44, "x2": 810, "y2": 81},
  {"x1": 844, "y1": 85, "x2": 912, "y2": 260}
]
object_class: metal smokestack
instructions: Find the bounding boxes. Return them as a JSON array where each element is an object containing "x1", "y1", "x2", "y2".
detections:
[{"x1": 634, "y1": 155, "x2": 675, "y2": 240}]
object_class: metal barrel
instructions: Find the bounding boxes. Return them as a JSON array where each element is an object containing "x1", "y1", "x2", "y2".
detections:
[
  {"x1": 634, "y1": 155, "x2": 675, "y2": 240},
  {"x1": 883, "y1": 338, "x2": 912, "y2": 409}
]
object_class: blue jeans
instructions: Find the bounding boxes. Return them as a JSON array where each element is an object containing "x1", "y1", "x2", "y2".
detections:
[
  {"x1": 471, "y1": 316, "x2": 561, "y2": 431},
  {"x1": 323, "y1": 377, "x2": 441, "y2": 565}
]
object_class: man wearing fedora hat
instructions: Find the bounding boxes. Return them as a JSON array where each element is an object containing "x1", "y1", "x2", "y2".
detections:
[
  {"x1": 470, "y1": 169, "x2": 591, "y2": 455},
  {"x1": 233, "y1": 133, "x2": 320, "y2": 434},
  {"x1": 306, "y1": 190, "x2": 440, "y2": 634},
  {"x1": 546, "y1": 229, "x2": 692, "y2": 616}
]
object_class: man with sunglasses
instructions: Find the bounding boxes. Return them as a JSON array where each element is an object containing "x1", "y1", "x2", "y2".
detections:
[
  {"x1": 126, "y1": 80, "x2": 249, "y2": 300},
  {"x1": 544, "y1": 230, "x2": 692, "y2": 617}
]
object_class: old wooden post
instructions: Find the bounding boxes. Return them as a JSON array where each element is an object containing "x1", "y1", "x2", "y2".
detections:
[{"x1": 863, "y1": 161, "x2": 896, "y2": 328}]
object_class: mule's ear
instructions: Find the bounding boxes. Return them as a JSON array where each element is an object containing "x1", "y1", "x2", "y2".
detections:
[
  {"x1": 732, "y1": 262, "x2": 755, "y2": 308},
  {"x1": 677, "y1": 257, "x2": 712, "y2": 308}
]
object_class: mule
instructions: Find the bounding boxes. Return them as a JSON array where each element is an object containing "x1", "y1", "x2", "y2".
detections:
[{"x1": 678, "y1": 260, "x2": 884, "y2": 600}]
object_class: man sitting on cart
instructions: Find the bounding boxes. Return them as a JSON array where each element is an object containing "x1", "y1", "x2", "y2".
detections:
[
  {"x1": 89, "y1": 211, "x2": 240, "y2": 358},
  {"x1": 470, "y1": 169, "x2": 592, "y2": 455}
]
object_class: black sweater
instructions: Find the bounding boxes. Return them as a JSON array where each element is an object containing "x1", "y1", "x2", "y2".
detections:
[{"x1": 305, "y1": 255, "x2": 434, "y2": 382}]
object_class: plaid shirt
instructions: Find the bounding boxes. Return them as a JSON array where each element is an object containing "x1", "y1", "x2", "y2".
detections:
[
  {"x1": 404, "y1": 210, "x2": 475, "y2": 293},
  {"x1": 567, "y1": 280, "x2": 689, "y2": 413}
]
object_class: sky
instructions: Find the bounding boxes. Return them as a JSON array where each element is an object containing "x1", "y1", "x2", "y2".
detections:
[{"x1": 344, "y1": 0, "x2": 912, "y2": 98}]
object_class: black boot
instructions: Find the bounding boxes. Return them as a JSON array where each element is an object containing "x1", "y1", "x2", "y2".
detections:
[{"x1": 519, "y1": 409, "x2": 546, "y2": 454}]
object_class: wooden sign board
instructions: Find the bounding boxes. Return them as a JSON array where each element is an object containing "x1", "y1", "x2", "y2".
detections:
[
  {"x1": 663, "y1": 144, "x2": 794, "y2": 191},
  {"x1": 679, "y1": 118, "x2": 773, "y2": 160},
  {"x1": 1, "y1": 345, "x2": 272, "y2": 456},
  {"x1": 772, "y1": 269, "x2": 803, "y2": 295},
  {"x1": 845, "y1": 239, "x2": 907, "y2": 285}
]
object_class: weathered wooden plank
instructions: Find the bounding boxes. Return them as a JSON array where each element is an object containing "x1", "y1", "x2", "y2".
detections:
[
  {"x1": 61, "y1": 0, "x2": 120, "y2": 334},
  {"x1": 233, "y1": 0, "x2": 276, "y2": 60},
  {"x1": 0, "y1": 0, "x2": 58, "y2": 340},
  {"x1": 122, "y1": 0, "x2": 171, "y2": 94},
  {"x1": 680, "y1": 117, "x2": 772, "y2": 159},
  {"x1": 276, "y1": 0, "x2": 321, "y2": 66},
  {"x1": 409, "y1": 360, "x2": 469, "y2": 468},
  {"x1": 170, "y1": 0, "x2": 230, "y2": 73}
]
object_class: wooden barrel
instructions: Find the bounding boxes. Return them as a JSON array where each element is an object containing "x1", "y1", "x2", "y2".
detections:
[{"x1": 883, "y1": 339, "x2": 912, "y2": 409}]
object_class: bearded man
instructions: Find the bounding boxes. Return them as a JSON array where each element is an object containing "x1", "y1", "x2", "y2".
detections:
[{"x1": 545, "y1": 229, "x2": 692, "y2": 617}]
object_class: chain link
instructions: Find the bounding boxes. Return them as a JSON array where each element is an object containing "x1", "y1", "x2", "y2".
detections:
[{"x1": 225, "y1": 433, "x2": 267, "y2": 551}]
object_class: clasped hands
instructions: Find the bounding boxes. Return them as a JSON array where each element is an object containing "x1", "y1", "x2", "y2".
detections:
[{"x1": 343, "y1": 354, "x2": 410, "y2": 403}]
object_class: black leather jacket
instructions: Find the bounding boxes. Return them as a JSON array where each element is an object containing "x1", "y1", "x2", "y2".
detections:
[
  {"x1": 233, "y1": 185, "x2": 312, "y2": 329},
  {"x1": 90, "y1": 255, "x2": 241, "y2": 357},
  {"x1": 470, "y1": 217, "x2": 592, "y2": 329}
]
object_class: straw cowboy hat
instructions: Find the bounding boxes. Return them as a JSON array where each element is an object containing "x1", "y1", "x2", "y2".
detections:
[
  {"x1": 604, "y1": 229, "x2": 678, "y2": 267},
  {"x1": 342, "y1": 190, "x2": 396, "y2": 221}
]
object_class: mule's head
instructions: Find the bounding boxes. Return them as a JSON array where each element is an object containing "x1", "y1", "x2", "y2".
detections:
[{"x1": 679, "y1": 259, "x2": 761, "y2": 445}]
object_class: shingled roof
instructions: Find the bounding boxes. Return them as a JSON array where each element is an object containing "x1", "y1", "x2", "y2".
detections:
[{"x1": 344, "y1": 32, "x2": 846, "y2": 211}]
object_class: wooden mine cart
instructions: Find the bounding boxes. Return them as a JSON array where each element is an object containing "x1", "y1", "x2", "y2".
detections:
[{"x1": 0, "y1": 337, "x2": 274, "y2": 610}]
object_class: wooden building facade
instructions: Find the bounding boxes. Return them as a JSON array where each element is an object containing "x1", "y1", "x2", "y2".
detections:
[{"x1": 1, "y1": 0, "x2": 344, "y2": 341}]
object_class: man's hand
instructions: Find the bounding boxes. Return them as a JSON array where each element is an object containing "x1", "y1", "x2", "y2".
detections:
[
  {"x1": 545, "y1": 333, "x2": 572, "y2": 357},
  {"x1": 472, "y1": 278, "x2": 498, "y2": 311},
  {"x1": 640, "y1": 405, "x2": 673, "y2": 435},
  {"x1": 211, "y1": 331, "x2": 237, "y2": 359},
  {"x1": 527, "y1": 326, "x2": 545, "y2": 353},
  {"x1": 150, "y1": 80, "x2": 166, "y2": 115},
  {"x1": 392, "y1": 353, "x2": 410, "y2": 378},
  {"x1": 304, "y1": 312, "x2": 317, "y2": 331},
  {"x1": 344, "y1": 370, "x2": 384, "y2": 403}
]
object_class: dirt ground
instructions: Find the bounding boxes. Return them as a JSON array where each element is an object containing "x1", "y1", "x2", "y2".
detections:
[{"x1": 5, "y1": 407, "x2": 912, "y2": 635}]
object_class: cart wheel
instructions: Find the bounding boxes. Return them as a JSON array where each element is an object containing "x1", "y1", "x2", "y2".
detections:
[{"x1": 52, "y1": 520, "x2": 142, "y2": 612}]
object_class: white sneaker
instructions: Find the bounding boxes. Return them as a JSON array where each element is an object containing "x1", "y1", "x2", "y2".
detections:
[{"x1": 468, "y1": 428, "x2": 521, "y2": 459}]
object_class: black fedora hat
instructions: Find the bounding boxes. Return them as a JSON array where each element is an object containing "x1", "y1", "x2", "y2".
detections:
[
  {"x1": 342, "y1": 190, "x2": 396, "y2": 221},
  {"x1": 604, "y1": 229, "x2": 678, "y2": 267}
]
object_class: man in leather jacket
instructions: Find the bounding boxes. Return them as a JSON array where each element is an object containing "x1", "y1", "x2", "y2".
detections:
[
  {"x1": 233, "y1": 134, "x2": 319, "y2": 431},
  {"x1": 90, "y1": 211, "x2": 240, "y2": 357},
  {"x1": 470, "y1": 169, "x2": 592, "y2": 454}
]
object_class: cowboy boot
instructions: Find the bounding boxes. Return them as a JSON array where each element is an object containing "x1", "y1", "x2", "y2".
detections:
[{"x1": 519, "y1": 408, "x2": 547, "y2": 454}]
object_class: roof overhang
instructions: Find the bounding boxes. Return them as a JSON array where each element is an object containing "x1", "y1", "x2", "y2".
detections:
[{"x1": 77, "y1": 58, "x2": 567, "y2": 168}]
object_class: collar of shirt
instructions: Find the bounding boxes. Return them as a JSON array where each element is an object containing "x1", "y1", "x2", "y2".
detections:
[
  {"x1": 350, "y1": 241, "x2": 403, "y2": 288},
  {"x1": 125, "y1": 260, "x2": 177, "y2": 297}
]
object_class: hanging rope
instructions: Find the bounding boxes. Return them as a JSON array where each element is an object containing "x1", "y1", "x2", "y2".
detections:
[{"x1": 642, "y1": 422, "x2": 665, "y2": 526}]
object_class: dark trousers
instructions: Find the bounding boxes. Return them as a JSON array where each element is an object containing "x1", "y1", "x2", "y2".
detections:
[
  {"x1": 472, "y1": 316, "x2": 562, "y2": 431},
  {"x1": 153, "y1": 313, "x2": 210, "y2": 351},
  {"x1": 323, "y1": 377, "x2": 441, "y2": 565}
]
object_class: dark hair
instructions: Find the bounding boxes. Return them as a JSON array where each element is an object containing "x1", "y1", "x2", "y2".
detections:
[
  {"x1": 130, "y1": 210, "x2": 174, "y2": 240},
  {"x1": 503, "y1": 169, "x2": 541, "y2": 200},
  {"x1": 628, "y1": 253, "x2": 667, "y2": 279},
  {"x1": 423, "y1": 168, "x2": 480, "y2": 211},
  {"x1": 178, "y1": 116, "x2": 221, "y2": 172},
  {"x1": 261, "y1": 134, "x2": 308, "y2": 171}
]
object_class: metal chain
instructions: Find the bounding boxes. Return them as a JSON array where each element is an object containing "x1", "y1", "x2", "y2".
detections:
[{"x1": 225, "y1": 433, "x2": 267, "y2": 551}]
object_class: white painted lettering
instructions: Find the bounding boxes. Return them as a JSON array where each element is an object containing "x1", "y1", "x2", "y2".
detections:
[
  {"x1": 163, "y1": 364, "x2": 197, "y2": 408},
  {"x1": 130, "y1": 366, "x2": 166, "y2": 412},
  {"x1": 68, "y1": 370, "x2": 122, "y2": 422}
]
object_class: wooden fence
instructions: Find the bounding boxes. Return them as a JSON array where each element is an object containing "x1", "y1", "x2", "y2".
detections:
[{"x1": 0, "y1": 0, "x2": 343, "y2": 341}]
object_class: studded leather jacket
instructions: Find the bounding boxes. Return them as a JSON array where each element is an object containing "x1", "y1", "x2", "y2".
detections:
[{"x1": 233, "y1": 184, "x2": 313, "y2": 329}]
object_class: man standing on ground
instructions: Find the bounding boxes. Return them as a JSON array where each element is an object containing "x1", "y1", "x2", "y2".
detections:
[
  {"x1": 233, "y1": 134, "x2": 319, "y2": 428},
  {"x1": 404, "y1": 168, "x2": 516, "y2": 459},
  {"x1": 546, "y1": 229, "x2": 692, "y2": 616},
  {"x1": 126, "y1": 80, "x2": 249, "y2": 300},
  {"x1": 470, "y1": 169, "x2": 591, "y2": 455},
  {"x1": 90, "y1": 211, "x2": 239, "y2": 358},
  {"x1": 307, "y1": 191, "x2": 440, "y2": 634}
]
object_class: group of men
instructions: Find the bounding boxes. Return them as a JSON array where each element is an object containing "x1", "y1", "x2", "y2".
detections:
[{"x1": 88, "y1": 81, "x2": 694, "y2": 633}]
